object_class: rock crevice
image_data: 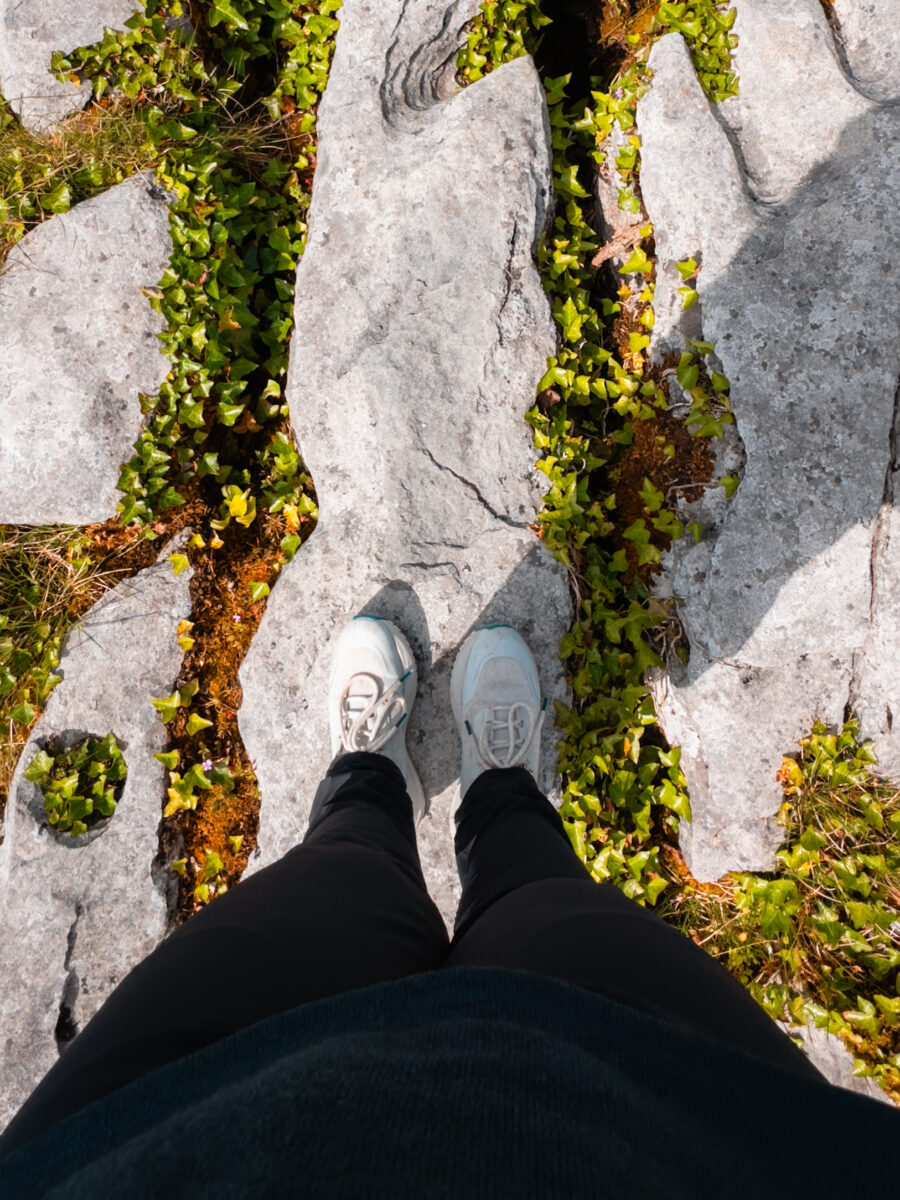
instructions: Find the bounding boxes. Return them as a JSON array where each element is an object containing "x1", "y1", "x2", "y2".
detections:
[
  {"x1": 55, "y1": 902, "x2": 85, "y2": 1050},
  {"x1": 829, "y1": 0, "x2": 900, "y2": 104},
  {"x1": 381, "y1": 0, "x2": 473, "y2": 124},
  {"x1": 418, "y1": 443, "x2": 531, "y2": 530}
]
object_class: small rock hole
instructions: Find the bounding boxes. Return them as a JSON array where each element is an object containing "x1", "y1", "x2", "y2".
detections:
[{"x1": 24, "y1": 731, "x2": 127, "y2": 844}]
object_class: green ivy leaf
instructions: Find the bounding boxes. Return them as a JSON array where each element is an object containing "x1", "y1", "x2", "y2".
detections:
[
  {"x1": 10, "y1": 701, "x2": 35, "y2": 725},
  {"x1": 42, "y1": 183, "x2": 72, "y2": 214},
  {"x1": 186, "y1": 712, "x2": 213, "y2": 735},
  {"x1": 24, "y1": 750, "x2": 53, "y2": 783},
  {"x1": 619, "y1": 245, "x2": 652, "y2": 275},
  {"x1": 151, "y1": 691, "x2": 181, "y2": 724}
]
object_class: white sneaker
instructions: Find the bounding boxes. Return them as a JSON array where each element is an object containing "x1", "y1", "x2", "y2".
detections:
[
  {"x1": 328, "y1": 615, "x2": 426, "y2": 822},
  {"x1": 450, "y1": 625, "x2": 547, "y2": 799}
]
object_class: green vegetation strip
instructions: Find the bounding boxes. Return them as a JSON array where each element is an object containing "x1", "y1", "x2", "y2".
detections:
[
  {"x1": 458, "y1": 0, "x2": 732, "y2": 905},
  {"x1": 45, "y1": 0, "x2": 338, "y2": 909},
  {"x1": 0, "y1": 96, "x2": 157, "y2": 260},
  {"x1": 678, "y1": 721, "x2": 900, "y2": 1101},
  {"x1": 0, "y1": 0, "x2": 337, "y2": 907}
]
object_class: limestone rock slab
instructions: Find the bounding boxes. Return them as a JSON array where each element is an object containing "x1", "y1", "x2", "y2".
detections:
[
  {"x1": 637, "y1": 7, "x2": 900, "y2": 879},
  {"x1": 0, "y1": 0, "x2": 138, "y2": 131},
  {"x1": 0, "y1": 173, "x2": 171, "y2": 526},
  {"x1": 0, "y1": 546, "x2": 191, "y2": 1132},
  {"x1": 242, "y1": 533, "x2": 568, "y2": 925},
  {"x1": 239, "y1": 0, "x2": 570, "y2": 928}
]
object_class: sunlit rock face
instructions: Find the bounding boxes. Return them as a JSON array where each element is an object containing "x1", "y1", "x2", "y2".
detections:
[
  {"x1": 0, "y1": 174, "x2": 171, "y2": 526},
  {"x1": 238, "y1": 0, "x2": 570, "y2": 926},
  {"x1": 636, "y1": 0, "x2": 900, "y2": 879}
]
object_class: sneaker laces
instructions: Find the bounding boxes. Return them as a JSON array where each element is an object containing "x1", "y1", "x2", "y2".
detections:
[
  {"x1": 474, "y1": 702, "x2": 543, "y2": 769},
  {"x1": 340, "y1": 672, "x2": 408, "y2": 753}
]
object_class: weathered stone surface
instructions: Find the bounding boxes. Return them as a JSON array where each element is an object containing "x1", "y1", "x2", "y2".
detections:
[
  {"x1": 239, "y1": 0, "x2": 570, "y2": 927},
  {"x1": 0, "y1": 545, "x2": 191, "y2": 1132},
  {"x1": 636, "y1": 2, "x2": 900, "y2": 879},
  {"x1": 832, "y1": 0, "x2": 900, "y2": 102},
  {"x1": 0, "y1": 0, "x2": 137, "y2": 131},
  {"x1": 0, "y1": 174, "x2": 171, "y2": 526}
]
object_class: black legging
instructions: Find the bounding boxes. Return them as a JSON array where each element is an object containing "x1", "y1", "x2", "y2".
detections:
[{"x1": 0, "y1": 752, "x2": 820, "y2": 1155}]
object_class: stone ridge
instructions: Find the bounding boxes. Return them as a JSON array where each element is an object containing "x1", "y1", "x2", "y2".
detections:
[
  {"x1": 0, "y1": 173, "x2": 172, "y2": 526},
  {"x1": 238, "y1": 0, "x2": 571, "y2": 926},
  {"x1": 830, "y1": 0, "x2": 900, "y2": 103},
  {"x1": 636, "y1": 0, "x2": 900, "y2": 879},
  {"x1": 0, "y1": 544, "x2": 192, "y2": 1133}
]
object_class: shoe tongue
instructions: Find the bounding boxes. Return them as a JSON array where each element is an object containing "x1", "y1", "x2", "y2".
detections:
[
  {"x1": 344, "y1": 672, "x2": 379, "y2": 706},
  {"x1": 481, "y1": 702, "x2": 533, "y2": 767}
]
